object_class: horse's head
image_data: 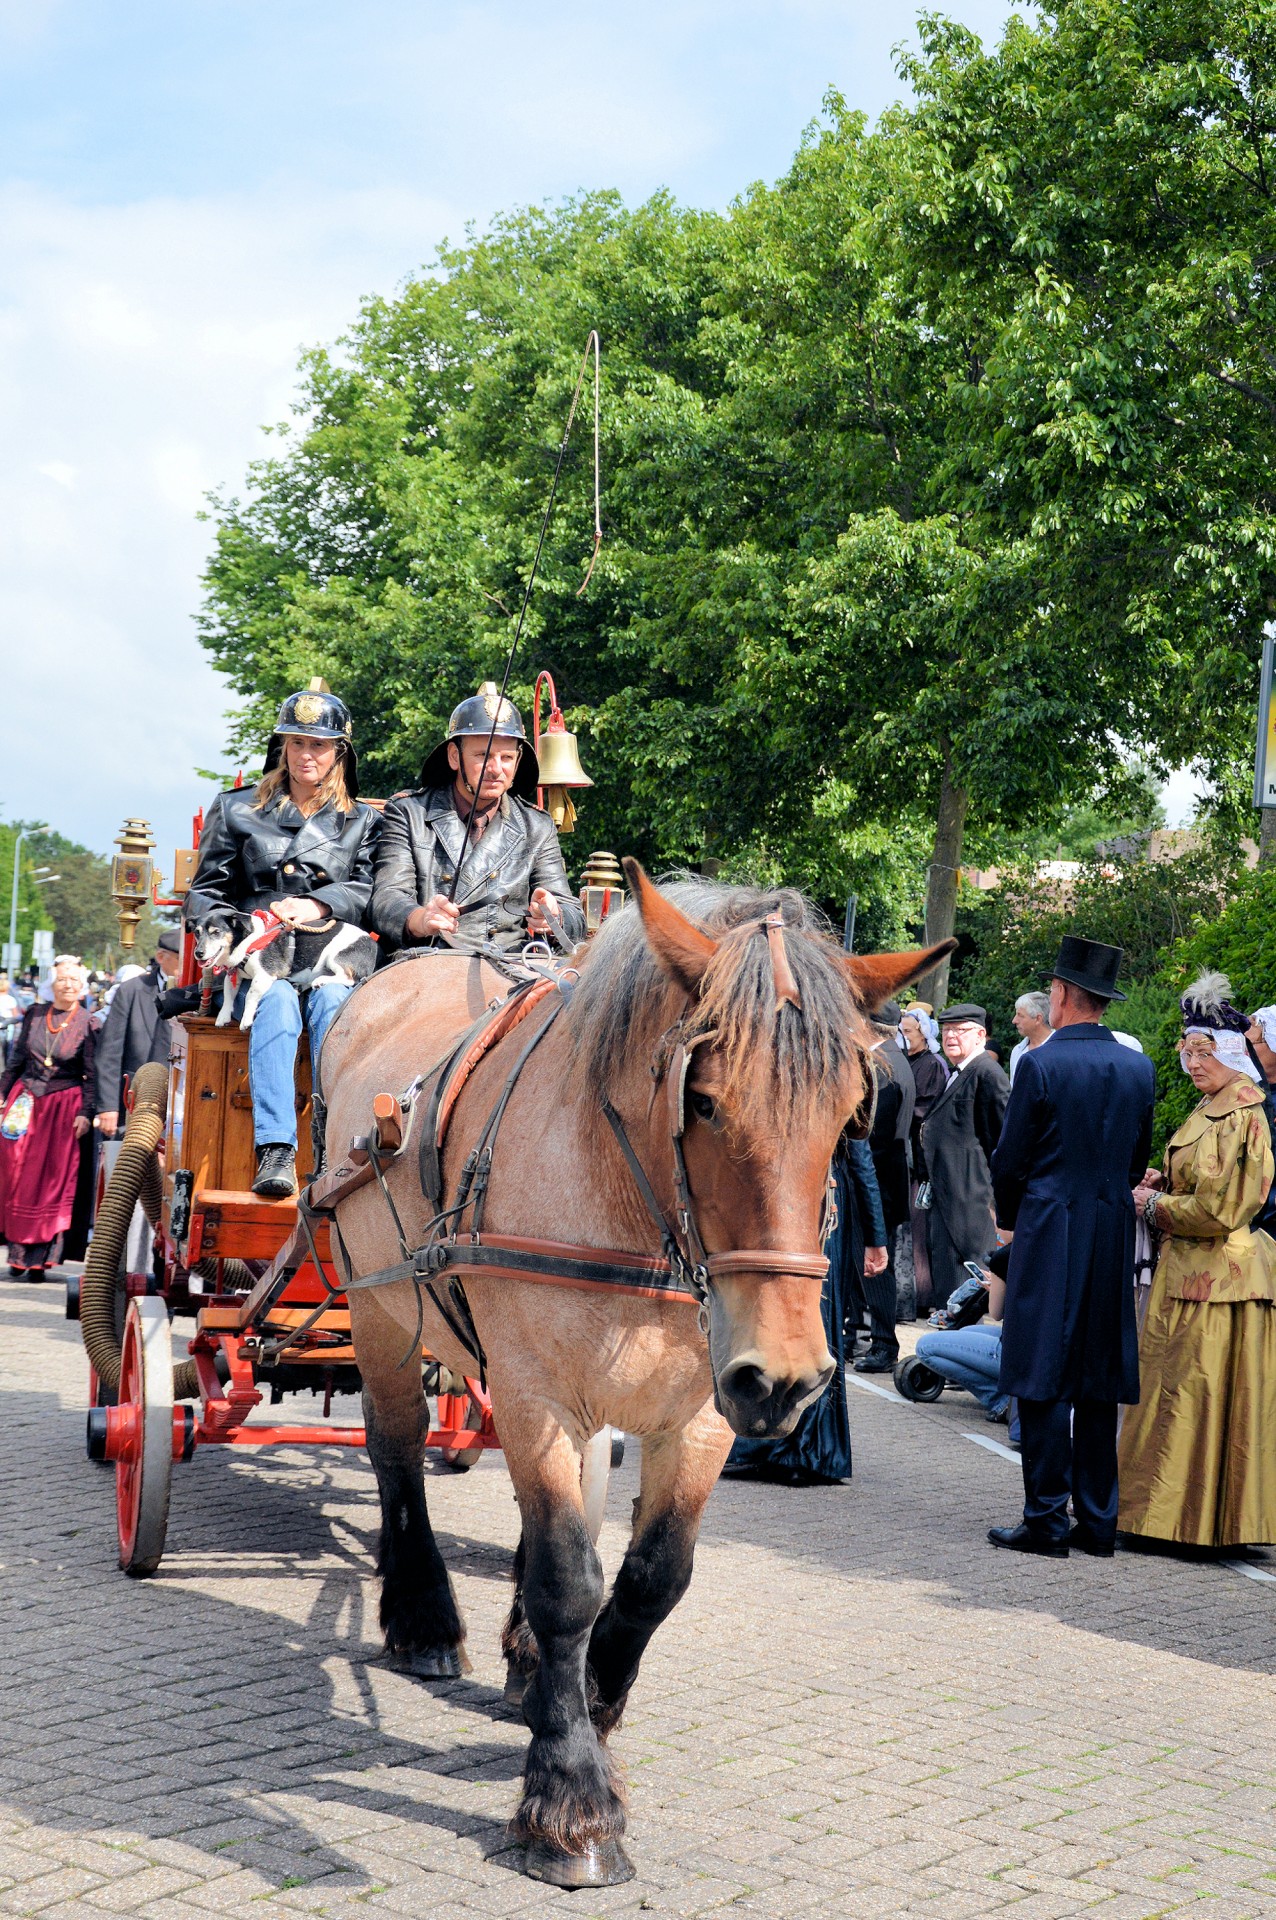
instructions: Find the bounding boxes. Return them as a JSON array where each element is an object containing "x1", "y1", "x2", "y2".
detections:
[{"x1": 572, "y1": 863, "x2": 954, "y2": 1441}]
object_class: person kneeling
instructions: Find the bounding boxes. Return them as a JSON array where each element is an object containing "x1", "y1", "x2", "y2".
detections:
[{"x1": 913, "y1": 1245, "x2": 1019, "y2": 1443}]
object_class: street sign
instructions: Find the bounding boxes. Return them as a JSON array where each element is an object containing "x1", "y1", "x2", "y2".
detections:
[
  {"x1": 1254, "y1": 623, "x2": 1276, "y2": 808},
  {"x1": 31, "y1": 931, "x2": 53, "y2": 965},
  {"x1": 1, "y1": 943, "x2": 21, "y2": 974}
]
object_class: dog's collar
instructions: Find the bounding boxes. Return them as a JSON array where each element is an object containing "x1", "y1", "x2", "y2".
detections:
[{"x1": 212, "y1": 909, "x2": 287, "y2": 976}]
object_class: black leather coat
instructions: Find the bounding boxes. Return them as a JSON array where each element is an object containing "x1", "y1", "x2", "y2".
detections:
[
  {"x1": 184, "y1": 789, "x2": 380, "y2": 928},
  {"x1": 371, "y1": 786, "x2": 585, "y2": 952}
]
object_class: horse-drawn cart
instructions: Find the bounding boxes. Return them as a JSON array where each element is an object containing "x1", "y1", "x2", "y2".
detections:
[{"x1": 74, "y1": 824, "x2": 624, "y2": 1577}]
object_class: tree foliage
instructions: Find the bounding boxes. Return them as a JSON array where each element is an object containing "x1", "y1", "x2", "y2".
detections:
[{"x1": 198, "y1": 0, "x2": 1276, "y2": 943}]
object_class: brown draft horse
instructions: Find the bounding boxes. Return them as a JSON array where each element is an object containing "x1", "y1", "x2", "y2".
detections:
[{"x1": 321, "y1": 864, "x2": 952, "y2": 1886}]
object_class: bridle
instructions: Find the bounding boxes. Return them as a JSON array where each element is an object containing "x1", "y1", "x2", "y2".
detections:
[{"x1": 600, "y1": 1020, "x2": 832, "y2": 1349}]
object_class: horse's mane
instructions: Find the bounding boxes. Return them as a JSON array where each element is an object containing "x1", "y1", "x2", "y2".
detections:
[{"x1": 564, "y1": 877, "x2": 869, "y2": 1130}]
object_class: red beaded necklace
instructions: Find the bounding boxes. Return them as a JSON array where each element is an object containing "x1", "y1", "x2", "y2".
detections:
[{"x1": 43, "y1": 1005, "x2": 75, "y2": 1069}]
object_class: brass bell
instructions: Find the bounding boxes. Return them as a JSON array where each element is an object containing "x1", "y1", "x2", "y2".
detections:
[
  {"x1": 532, "y1": 669, "x2": 593, "y2": 834},
  {"x1": 536, "y1": 724, "x2": 592, "y2": 790}
]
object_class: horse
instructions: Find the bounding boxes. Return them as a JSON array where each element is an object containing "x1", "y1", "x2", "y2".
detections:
[{"x1": 320, "y1": 861, "x2": 952, "y2": 1885}]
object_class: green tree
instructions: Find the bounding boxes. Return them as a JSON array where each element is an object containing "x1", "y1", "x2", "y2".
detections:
[{"x1": 197, "y1": 1, "x2": 1274, "y2": 970}]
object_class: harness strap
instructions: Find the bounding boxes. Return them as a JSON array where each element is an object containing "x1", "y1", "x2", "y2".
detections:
[{"x1": 342, "y1": 1233, "x2": 698, "y2": 1302}]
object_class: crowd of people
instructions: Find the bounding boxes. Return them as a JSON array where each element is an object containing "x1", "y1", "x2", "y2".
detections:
[
  {"x1": 0, "y1": 936, "x2": 180, "y2": 1281},
  {"x1": 4, "y1": 679, "x2": 1275, "y2": 1563},
  {"x1": 730, "y1": 932, "x2": 1276, "y2": 1561}
]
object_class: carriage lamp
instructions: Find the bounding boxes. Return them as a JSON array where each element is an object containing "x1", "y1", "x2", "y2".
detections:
[
  {"x1": 110, "y1": 817, "x2": 155, "y2": 950},
  {"x1": 532, "y1": 670, "x2": 593, "y2": 833},
  {"x1": 579, "y1": 850, "x2": 626, "y2": 935}
]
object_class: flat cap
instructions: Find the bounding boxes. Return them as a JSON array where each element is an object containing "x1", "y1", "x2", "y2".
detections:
[{"x1": 938, "y1": 1002, "x2": 987, "y2": 1025}]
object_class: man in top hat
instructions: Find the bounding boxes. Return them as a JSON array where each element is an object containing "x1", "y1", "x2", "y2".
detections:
[
  {"x1": 372, "y1": 683, "x2": 585, "y2": 954},
  {"x1": 988, "y1": 937, "x2": 1155, "y2": 1556},
  {"x1": 919, "y1": 1003, "x2": 1011, "y2": 1311}
]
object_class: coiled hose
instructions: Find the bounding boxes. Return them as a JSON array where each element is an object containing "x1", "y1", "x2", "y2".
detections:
[{"x1": 80, "y1": 1059, "x2": 251, "y2": 1400}]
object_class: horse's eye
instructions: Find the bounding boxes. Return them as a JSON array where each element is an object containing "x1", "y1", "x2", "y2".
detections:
[{"x1": 688, "y1": 1091, "x2": 717, "y2": 1124}]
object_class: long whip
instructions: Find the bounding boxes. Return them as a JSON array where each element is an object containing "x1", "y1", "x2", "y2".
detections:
[{"x1": 446, "y1": 330, "x2": 602, "y2": 905}]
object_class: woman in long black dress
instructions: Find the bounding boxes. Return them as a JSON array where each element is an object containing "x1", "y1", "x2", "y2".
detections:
[{"x1": 723, "y1": 1133, "x2": 887, "y2": 1485}]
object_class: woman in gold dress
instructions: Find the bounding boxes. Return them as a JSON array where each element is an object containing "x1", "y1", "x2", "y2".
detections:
[{"x1": 1119, "y1": 973, "x2": 1276, "y2": 1548}]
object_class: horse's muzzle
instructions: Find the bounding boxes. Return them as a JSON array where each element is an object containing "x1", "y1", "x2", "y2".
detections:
[{"x1": 716, "y1": 1353, "x2": 836, "y2": 1439}]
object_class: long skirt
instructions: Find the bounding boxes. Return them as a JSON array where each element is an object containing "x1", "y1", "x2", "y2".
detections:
[
  {"x1": 0, "y1": 1083, "x2": 83, "y2": 1263},
  {"x1": 1117, "y1": 1270, "x2": 1276, "y2": 1547},
  {"x1": 723, "y1": 1155, "x2": 854, "y2": 1485}
]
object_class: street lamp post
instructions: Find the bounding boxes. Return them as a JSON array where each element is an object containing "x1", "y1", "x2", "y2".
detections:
[{"x1": 6, "y1": 825, "x2": 49, "y2": 973}]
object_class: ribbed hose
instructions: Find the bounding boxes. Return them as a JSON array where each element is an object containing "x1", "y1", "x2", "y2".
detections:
[{"x1": 80, "y1": 1061, "x2": 251, "y2": 1401}]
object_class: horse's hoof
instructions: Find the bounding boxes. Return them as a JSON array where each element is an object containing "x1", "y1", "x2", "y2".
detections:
[
  {"x1": 523, "y1": 1838, "x2": 635, "y2": 1888},
  {"x1": 503, "y1": 1664, "x2": 529, "y2": 1707},
  {"x1": 393, "y1": 1646, "x2": 466, "y2": 1680}
]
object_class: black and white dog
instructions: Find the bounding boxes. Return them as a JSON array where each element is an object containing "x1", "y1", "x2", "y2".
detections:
[{"x1": 190, "y1": 907, "x2": 377, "y2": 1030}]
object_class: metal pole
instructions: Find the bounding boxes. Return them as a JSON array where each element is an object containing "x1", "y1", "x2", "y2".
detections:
[
  {"x1": 9, "y1": 832, "x2": 25, "y2": 956},
  {"x1": 843, "y1": 893, "x2": 858, "y2": 954},
  {"x1": 7, "y1": 826, "x2": 47, "y2": 966}
]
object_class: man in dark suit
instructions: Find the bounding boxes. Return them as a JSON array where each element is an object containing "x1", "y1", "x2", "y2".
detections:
[
  {"x1": 921, "y1": 1004, "x2": 1011, "y2": 1308},
  {"x1": 94, "y1": 932, "x2": 180, "y2": 1138},
  {"x1": 989, "y1": 937, "x2": 1155, "y2": 1557},
  {"x1": 856, "y1": 1003, "x2": 916, "y2": 1372}
]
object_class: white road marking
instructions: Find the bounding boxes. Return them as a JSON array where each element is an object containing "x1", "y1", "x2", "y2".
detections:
[
  {"x1": 845, "y1": 1372, "x2": 902, "y2": 1402},
  {"x1": 1223, "y1": 1559, "x2": 1276, "y2": 1585},
  {"x1": 964, "y1": 1432, "x2": 1021, "y2": 1465}
]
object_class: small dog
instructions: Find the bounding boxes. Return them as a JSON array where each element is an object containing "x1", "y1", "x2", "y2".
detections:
[{"x1": 190, "y1": 907, "x2": 377, "y2": 1030}]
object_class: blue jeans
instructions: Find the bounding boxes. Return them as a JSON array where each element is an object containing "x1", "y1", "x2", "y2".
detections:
[
  {"x1": 916, "y1": 1324, "x2": 1009, "y2": 1419},
  {"x1": 242, "y1": 979, "x2": 351, "y2": 1150}
]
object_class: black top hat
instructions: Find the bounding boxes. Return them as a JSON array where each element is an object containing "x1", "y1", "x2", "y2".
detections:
[{"x1": 1045, "y1": 935, "x2": 1126, "y2": 1002}]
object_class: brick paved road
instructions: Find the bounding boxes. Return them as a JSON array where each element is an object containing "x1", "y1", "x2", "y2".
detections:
[{"x1": 3, "y1": 1275, "x2": 1276, "y2": 1919}]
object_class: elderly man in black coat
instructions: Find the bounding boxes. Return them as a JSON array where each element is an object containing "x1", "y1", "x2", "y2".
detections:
[
  {"x1": 920, "y1": 1004, "x2": 1011, "y2": 1308},
  {"x1": 94, "y1": 932, "x2": 181, "y2": 1136},
  {"x1": 988, "y1": 937, "x2": 1156, "y2": 1557}
]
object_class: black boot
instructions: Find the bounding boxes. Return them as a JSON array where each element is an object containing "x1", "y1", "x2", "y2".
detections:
[
  {"x1": 853, "y1": 1344, "x2": 898, "y2": 1374},
  {"x1": 253, "y1": 1144, "x2": 298, "y2": 1199}
]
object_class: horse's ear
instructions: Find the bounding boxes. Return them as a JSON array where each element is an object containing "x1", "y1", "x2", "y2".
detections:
[
  {"x1": 843, "y1": 939, "x2": 958, "y2": 1011},
  {"x1": 622, "y1": 858, "x2": 718, "y2": 994}
]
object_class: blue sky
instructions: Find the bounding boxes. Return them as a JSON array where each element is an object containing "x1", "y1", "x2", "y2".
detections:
[{"x1": 12, "y1": 0, "x2": 1163, "y2": 903}]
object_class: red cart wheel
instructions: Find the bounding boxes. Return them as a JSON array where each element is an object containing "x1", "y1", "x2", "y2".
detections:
[{"x1": 116, "y1": 1296, "x2": 174, "y2": 1577}]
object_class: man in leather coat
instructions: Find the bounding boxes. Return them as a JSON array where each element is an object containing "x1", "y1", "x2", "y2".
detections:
[
  {"x1": 184, "y1": 689, "x2": 380, "y2": 1196},
  {"x1": 372, "y1": 683, "x2": 585, "y2": 954}
]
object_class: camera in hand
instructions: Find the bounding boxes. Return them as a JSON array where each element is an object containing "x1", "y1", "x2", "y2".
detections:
[{"x1": 927, "y1": 1260, "x2": 991, "y2": 1331}]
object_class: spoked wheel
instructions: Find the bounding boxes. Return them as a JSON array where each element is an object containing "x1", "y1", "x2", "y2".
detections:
[
  {"x1": 116, "y1": 1296, "x2": 174, "y2": 1576},
  {"x1": 580, "y1": 1428, "x2": 624, "y2": 1544},
  {"x1": 437, "y1": 1388, "x2": 485, "y2": 1471}
]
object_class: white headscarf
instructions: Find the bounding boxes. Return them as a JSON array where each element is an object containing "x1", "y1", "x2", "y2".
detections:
[
  {"x1": 1250, "y1": 1006, "x2": 1276, "y2": 1053},
  {"x1": 1182, "y1": 1026, "x2": 1263, "y2": 1084},
  {"x1": 898, "y1": 1008, "x2": 941, "y2": 1055}
]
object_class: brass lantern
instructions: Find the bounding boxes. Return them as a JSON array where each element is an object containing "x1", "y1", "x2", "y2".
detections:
[
  {"x1": 110, "y1": 818, "x2": 155, "y2": 950},
  {"x1": 579, "y1": 849, "x2": 626, "y2": 935},
  {"x1": 532, "y1": 670, "x2": 593, "y2": 833}
]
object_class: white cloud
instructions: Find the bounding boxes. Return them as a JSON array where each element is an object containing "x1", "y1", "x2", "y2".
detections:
[{"x1": 0, "y1": 180, "x2": 460, "y2": 874}]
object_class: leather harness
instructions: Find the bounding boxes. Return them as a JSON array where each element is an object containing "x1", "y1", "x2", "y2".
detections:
[{"x1": 299, "y1": 916, "x2": 857, "y2": 1372}]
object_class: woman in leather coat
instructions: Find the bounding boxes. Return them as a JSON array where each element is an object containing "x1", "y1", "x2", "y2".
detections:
[{"x1": 183, "y1": 690, "x2": 379, "y2": 1197}]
